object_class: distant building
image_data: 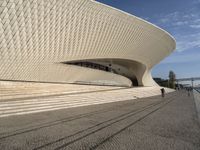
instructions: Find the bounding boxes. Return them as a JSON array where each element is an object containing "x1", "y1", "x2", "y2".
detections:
[{"x1": 0, "y1": 0, "x2": 176, "y2": 87}]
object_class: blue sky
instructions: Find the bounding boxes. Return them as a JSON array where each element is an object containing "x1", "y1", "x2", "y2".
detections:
[{"x1": 97, "y1": 0, "x2": 200, "y2": 79}]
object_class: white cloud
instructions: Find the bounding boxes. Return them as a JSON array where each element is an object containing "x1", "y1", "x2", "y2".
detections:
[
  {"x1": 159, "y1": 18, "x2": 170, "y2": 24},
  {"x1": 175, "y1": 33, "x2": 200, "y2": 52},
  {"x1": 172, "y1": 21, "x2": 188, "y2": 26},
  {"x1": 190, "y1": 24, "x2": 200, "y2": 28},
  {"x1": 153, "y1": 6, "x2": 200, "y2": 52},
  {"x1": 161, "y1": 52, "x2": 200, "y2": 64},
  {"x1": 157, "y1": 11, "x2": 200, "y2": 28},
  {"x1": 157, "y1": 11, "x2": 180, "y2": 25}
]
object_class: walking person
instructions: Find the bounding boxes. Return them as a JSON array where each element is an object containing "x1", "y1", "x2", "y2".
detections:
[
  {"x1": 161, "y1": 88, "x2": 165, "y2": 98},
  {"x1": 187, "y1": 88, "x2": 191, "y2": 97}
]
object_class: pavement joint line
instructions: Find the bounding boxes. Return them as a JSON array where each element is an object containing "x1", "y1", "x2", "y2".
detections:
[
  {"x1": 34, "y1": 101, "x2": 162, "y2": 150},
  {"x1": 0, "y1": 92, "x2": 166, "y2": 106},
  {"x1": 34, "y1": 97, "x2": 175, "y2": 150},
  {"x1": 0, "y1": 87, "x2": 121, "y2": 98},
  {"x1": 0, "y1": 93, "x2": 136, "y2": 105},
  {"x1": 0, "y1": 100, "x2": 137, "y2": 117},
  {"x1": 89, "y1": 98, "x2": 175, "y2": 150},
  {"x1": 0, "y1": 92, "x2": 174, "y2": 118},
  {"x1": 0, "y1": 90, "x2": 197, "y2": 150},
  {"x1": 0, "y1": 98, "x2": 145, "y2": 139},
  {"x1": 0, "y1": 94, "x2": 176, "y2": 140},
  {"x1": 0, "y1": 97, "x2": 174, "y2": 117},
  {"x1": 0, "y1": 97, "x2": 140, "y2": 117},
  {"x1": 0, "y1": 97, "x2": 137, "y2": 110},
  {"x1": 0, "y1": 94, "x2": 177, "y2": 140},
  {"x1": 0, "y1": 87, "x2": 129, "y2": 102}
]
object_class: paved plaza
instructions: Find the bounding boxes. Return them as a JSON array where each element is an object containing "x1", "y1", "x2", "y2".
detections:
[
  {"x1": 0, "y1": 81, "x2": 173, "y2": 118},
  {"x1": 0, "y1": 85, "x2": 199, "y2": 150}
]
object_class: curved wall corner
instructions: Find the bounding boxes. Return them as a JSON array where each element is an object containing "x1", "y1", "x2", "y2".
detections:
[
  {"x1": 141, "y1": 69, "x2": 159, "y2": 87},
  {"x1": 0, "y1": 0, "x2": 176, "y2": 87}
]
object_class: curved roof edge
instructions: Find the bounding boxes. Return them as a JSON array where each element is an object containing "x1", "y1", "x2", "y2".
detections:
[{"x1": 91, "y1": 0, "x2": 176, "y2": 50}]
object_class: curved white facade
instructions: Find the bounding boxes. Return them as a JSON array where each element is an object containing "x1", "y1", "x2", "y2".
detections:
[{"x1": 0, "y1": 0, "x2": 176, "y2": 87}]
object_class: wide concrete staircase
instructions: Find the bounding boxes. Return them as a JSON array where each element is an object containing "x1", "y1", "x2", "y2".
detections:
[{"x1": 0, "y1": 81, "x2": 174, "y2": 118}]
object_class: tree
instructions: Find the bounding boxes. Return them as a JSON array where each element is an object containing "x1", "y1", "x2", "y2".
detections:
[
  {"x1": 168, "y1": 70, "x2": 176, "y2": 89},
  {"x1": 153, "y1": 78, "x2": 169, "y2": 87}
]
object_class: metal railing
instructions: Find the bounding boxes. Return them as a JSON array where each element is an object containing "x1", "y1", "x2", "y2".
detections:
[{"x1": 194, "y1": 88, "x2": 200, "y2": 93}]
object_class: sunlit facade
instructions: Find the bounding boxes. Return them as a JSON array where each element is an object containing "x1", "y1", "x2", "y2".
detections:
[{"x1": 0, "y1": 0, "x2": 176, "y2": 87}]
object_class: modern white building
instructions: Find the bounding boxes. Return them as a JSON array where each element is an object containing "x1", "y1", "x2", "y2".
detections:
[{"x1": 0, "y1": 0, "x2": 176, "y2": 87}]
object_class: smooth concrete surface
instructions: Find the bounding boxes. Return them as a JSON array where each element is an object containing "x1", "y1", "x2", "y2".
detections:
[{"x1": 0, "y1": 91, "x2": 199, "y2": 150}]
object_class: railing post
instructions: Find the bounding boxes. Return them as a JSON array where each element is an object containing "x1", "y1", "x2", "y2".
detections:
[{"x1": 191, "y1": 78, "x2": 193, "y2": 89}]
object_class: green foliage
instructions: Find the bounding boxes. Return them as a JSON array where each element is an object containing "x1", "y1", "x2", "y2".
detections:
[
  {"x1": 154, "y1": 71, "x2": 176, "y2": 89},
  {"x1": 153, "y1": 78, "x2": 169, "y2": 87},
  {"x1": 168, "y1": 70, "x2": 176, "y2": 89}
]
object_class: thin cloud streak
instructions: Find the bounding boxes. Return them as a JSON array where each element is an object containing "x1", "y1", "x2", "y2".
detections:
[
  {"x1": 175, "y1": 33, "x2": 200, "y2": 52},
  {"x1": 151, "y1": 5, "x2": 200, "y2": 52},
  {"x1": 160, "y1": 52, "x2": 200, "y2": 64}
]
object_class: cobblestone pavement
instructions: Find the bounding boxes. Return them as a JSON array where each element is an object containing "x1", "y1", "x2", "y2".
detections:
[{"x1": 0, "y1": 91, "x2": 199, "y2": 150}]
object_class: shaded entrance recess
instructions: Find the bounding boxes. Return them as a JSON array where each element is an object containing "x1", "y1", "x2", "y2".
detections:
[{"x1": 62, "y1": 59, "x2": 146, "y2": 86}]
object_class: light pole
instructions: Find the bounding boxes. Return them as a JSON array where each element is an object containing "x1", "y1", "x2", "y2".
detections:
[{"x1": 191, "y1": 78, "x2": 194, "y2": 89}]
